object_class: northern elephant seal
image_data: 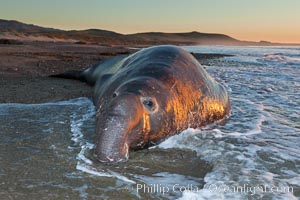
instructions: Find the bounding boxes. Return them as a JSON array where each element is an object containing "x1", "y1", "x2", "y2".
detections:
[{"x1": 52, "y1": 45, "x2": 231, "y2": 163}]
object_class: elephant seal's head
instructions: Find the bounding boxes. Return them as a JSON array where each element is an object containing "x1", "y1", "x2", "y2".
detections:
[{"x1": 94, "y1": 77, "x2": 171, "y2": 164}]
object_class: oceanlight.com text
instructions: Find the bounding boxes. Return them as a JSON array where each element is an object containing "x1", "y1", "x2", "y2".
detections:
[{"x1": 133, "y1": 183, "x2": 294, "y2": 196}]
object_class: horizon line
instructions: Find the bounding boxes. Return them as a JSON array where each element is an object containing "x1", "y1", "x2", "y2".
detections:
[{"x1": 1, "y1": 18, "x2": 300, "y2": 45}]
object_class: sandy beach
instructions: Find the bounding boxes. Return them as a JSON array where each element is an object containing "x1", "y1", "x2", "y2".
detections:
[{"x1": 0, "y1": 41, "x2": 135, "y2": 103}]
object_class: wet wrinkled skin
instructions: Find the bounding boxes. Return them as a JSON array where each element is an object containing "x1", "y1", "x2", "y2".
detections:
[{"x1": 81, "y1": 45, "x2": 231, "y2": 163}]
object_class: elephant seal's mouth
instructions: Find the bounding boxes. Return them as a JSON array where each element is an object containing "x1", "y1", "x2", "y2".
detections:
[{"x1": 96, "y1": 143, "x2": 129, "y2": 164}]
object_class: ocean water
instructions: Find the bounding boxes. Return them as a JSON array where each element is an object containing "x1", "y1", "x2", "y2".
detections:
[{"x1": 0, "y1": 46, "x2": 299, "y2": 199}]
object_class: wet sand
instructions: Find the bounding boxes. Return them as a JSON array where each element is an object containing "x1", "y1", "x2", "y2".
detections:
[{"x1": 0, "y1": 76, "x2": 93, "y2": 103}]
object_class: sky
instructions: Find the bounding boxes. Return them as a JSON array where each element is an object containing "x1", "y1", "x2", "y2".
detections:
[{"x1": 0, "y1": 0, "x2": 299, "y2": 43}]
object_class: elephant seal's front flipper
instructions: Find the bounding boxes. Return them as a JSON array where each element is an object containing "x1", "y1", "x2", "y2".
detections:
[{"x1": 49, "y1": 70, "x2": 85, "y2": 82}]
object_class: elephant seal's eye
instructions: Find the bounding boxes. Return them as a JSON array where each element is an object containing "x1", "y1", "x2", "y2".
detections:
[
  {"x1": 112, "y1": 92, "x2": 118, "y2": 98},
  {"x1": 144, "y1": 99, "x2": 153, "y2": 107},
  {"x1": 141, "y1": 97, "x2": 158, "y2": 113}
]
